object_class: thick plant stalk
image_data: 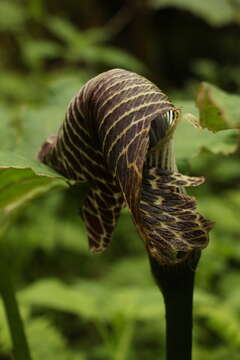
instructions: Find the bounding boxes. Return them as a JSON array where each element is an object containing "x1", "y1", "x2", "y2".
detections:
[
  {"x1": 150, "y1": 251, "x2": 200, "y2": 360},
  {"x1": 0, "y1": 259, "x2": 32, "y2": 360}
]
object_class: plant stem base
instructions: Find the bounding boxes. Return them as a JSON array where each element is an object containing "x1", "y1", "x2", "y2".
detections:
[
  {"x1": 149, "y1": 251, "x2": 201, "y2": 360},
  {"x1": 0, "y1": 252, "x2": 32, "y2": 360}
]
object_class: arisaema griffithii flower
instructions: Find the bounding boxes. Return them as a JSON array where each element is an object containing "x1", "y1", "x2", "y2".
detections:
[{"x1": 38, "y1": 68, "x2": 213, "y2": 266}]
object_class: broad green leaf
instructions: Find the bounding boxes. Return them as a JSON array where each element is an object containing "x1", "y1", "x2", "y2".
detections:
[
  {"x1": 0, "y1": 152, "x2": 67, "y2": 226},
  {"x1": 0, "y1": 152, "x2": 63, "y2": 176},
  {"x1": 0, "y1": 102, "x2": 69, "y2": 223},
  {"x1": 196, "y1": 82, "x2": 240, "y2": 131},
  {"x1": 175, "y1": 100, "x2": 239, "y2": 158},
  {"x1": 149, "y1": 0, "x2": 236, "y2": 26},
  {"x1": 0, "y1": 96, "x2": 89, "y2": 238}
]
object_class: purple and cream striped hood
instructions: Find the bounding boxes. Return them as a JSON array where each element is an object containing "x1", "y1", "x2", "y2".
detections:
[{"x1": 38, "y1": 68, "x2": 213, "y2": 265}]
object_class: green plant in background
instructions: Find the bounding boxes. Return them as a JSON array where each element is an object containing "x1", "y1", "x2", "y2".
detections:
[{"x1": 0, "y1": 72, "x2": 240, "y2": 359}]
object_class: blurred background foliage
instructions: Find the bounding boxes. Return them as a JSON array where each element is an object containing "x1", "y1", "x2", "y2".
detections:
[{"x1": 0, "y1": 0, "x2": 240, "y2": 359}]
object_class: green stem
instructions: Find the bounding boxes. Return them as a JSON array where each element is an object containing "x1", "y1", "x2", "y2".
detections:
[
  {"x1": 149, "y1": 251, "x2": 200, "y2": 360},
  {"x1": 0, "y1": 261, "x2": 32, "y2": 360}
]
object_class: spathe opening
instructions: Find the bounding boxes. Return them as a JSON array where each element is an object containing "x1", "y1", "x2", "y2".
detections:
[
  {"x1": 146, "y1": 109, "x2": 179, "y2": 171},
  {"x1": 149, "y1": 109, "x2": 178, "y2": 150}
]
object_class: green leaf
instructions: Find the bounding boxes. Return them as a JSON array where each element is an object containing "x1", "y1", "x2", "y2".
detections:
[
  {"x1": 149, "y1": 0, "x2": 236, "y2": 26},
  {"x1": 0, "y1": 152, "x2": 67, "y2": 227},
  {"x1": 0, "y1": 101, "x2": 70, "y2": 229},
  {"x1": 175, "y1": 100, "x2": 239, "y2": 159},
  {"x1": 196, "y1": 82, "x2": 240, "y2": 131}
]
